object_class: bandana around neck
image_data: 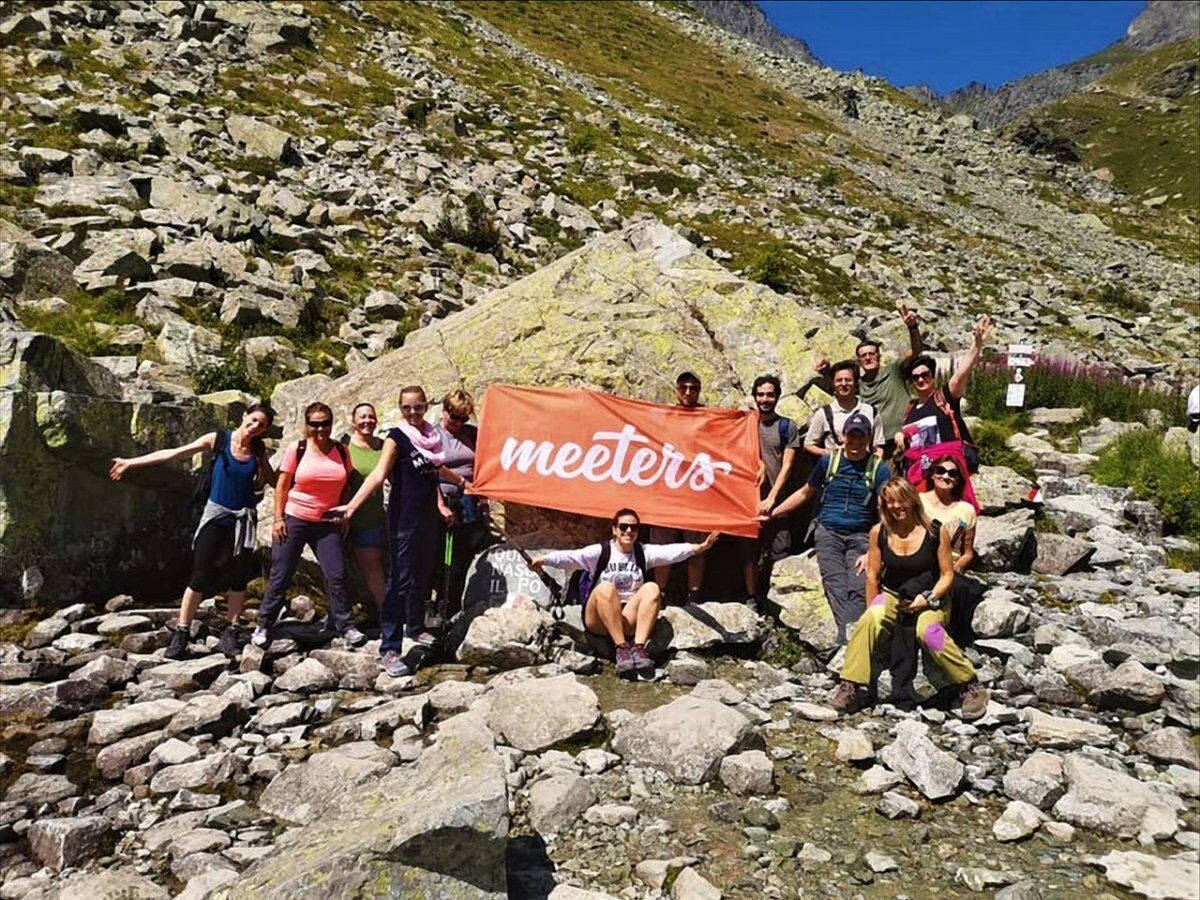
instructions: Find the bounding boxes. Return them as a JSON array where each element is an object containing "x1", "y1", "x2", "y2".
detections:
[{"x1": 399, "y1": 421, "x2": 444, "y2": 466}]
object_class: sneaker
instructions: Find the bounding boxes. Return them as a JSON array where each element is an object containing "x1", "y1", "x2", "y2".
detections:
[
  {"x1": 683, "y1": 591, "x2": 701, "y2": 606},
  {"x1": 614, "y1": 642, "x2": 637, "y2": 677},
  {"x1": 380, "y1": 650, "x2": 411, "y2": 678},
  {"x1": 830, "y1": 680, "x2": 862, "y2": 715},
  {"x1": 215, "y1": 623, "x2": 241, "y2": 657},
  {"x1": 960, "y1": 680, "x2": 990, "y2": 721},
  {"x1": 341, "y1": 625, "x2": 367, "y2": 648},
  {"x1": 406, "y1": 629, "x2": 436, "y2": 647},
  {"x1": 165, "y1": 627, "x2": 189, "y2": 660},
  {"x1": 250, "y1": 625, "x2": 270, "y2": 649},
  {"x1": 630, "y1": 643, "x2": 655, "y2": 675}
]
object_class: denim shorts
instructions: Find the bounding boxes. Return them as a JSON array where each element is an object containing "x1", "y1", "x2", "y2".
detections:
[{"x1": 349, "y1": 526, "x2": 385, "y2": 549}]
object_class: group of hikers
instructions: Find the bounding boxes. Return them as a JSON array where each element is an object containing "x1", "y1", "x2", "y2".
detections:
[{"x1": 110, "y1": 305, "x2": 997, "y2": 715}]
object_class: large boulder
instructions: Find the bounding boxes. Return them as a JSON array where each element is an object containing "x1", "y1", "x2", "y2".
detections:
[
  {"x1": 0, "y1": 331, "x2": 227, "y2": 605},
  {"x1": 973, "y1": 508, "x2": 1035, "y2": 572},
  {"x1": 485, "y1": 674, "x2": 600, "y2": 752},
  {"x1": 257, "y1": 742, "x2": 396, "y2": 825},
  {"x1": 1053, "y1": 754, "x2": 1182, "y2": 839},
  {"x1": 225, "y1": 713, "x2": 509, "y2": 898},
  {"x1": 457, "y1": 604, "x2": 554, "y2": 669},
  {"x1": 611, "y1": 695, "x2": 759, "y2": 784},
  {"x1": 878, "y1": 719, "x2": 964, "y2": 801}
]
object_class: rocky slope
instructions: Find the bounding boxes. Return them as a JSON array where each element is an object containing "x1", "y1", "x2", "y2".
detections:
[
  {"x1": 0, "y1": 0, "x2": 1195, "y2": 416},
  {"x1": 937, "y1": 0, "x2": 1200, "y2": 128}
]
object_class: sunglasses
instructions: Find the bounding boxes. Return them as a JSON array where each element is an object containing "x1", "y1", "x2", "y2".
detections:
[
  {"x1": 677, "y1": 384, "x2": 700, "y2": 393},
  {"x1": 933, "y1": 466, "x2": 960, "y2": 478},
  {"x1": 400, "y1": 404, "x2": 427, "y2": 413},
  {"x1": 909, "y1": 370, "x2": 933, "y2": 382},
  {"x1": 306, "y1": 419, "x2": 333, "y2": 429},
  {"x1": 446, "y1": 413, "x2": 470, "y2": 423},
  {"x1": 615, "y1": 523, "x2": 639, "y2": 532}
]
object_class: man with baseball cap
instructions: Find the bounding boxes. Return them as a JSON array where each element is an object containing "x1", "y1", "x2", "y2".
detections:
[{"x1": 762, "y1": 411, "x2": 890, "y2": 643}]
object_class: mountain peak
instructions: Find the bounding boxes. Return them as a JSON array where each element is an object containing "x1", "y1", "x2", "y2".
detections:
[
  {"x1": 1124, "y1": 0, "x2": 1200, "y2": 50},
  {"x1": 685, "y1": 0, "x2": 821, "y2": 65}
]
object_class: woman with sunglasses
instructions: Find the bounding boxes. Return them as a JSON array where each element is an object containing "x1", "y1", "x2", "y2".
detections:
[
  {"x1": 528, "y1": 509, "x2": 718, "y2": 679},
  {"x1": 253, "y1": 402, "x2": 365, "y2": 650},
  {"x1": 109, "y1": 403, "x2": 277, "y2": 660},
  {"x1": 344, "y1": 402, "x2": 387, "y2": 616},
  {"x1": 830, "y1": 478, "x2": 989, "y2": 719},
  {"x1": 894, "y1": 315, "x2": 991, "y2": 507},
  {"x1": 920, "y1": 454, "x2": 976, "y2": 574},
  {"x1": 433, "y1": 389, "x2": 488, "y2": 621},
  {"x1": 332, "y1": 386, "x2": 454, "y2": 678}
]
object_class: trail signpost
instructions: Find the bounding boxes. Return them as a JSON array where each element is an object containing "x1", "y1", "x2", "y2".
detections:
[{"x1": 1006, "y1": 343, "x2": 1035, "y2": 408}]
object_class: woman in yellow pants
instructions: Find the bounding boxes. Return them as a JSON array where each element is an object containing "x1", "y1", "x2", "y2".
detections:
[{"x1": 829, "y1": 479, "x2": 990, "y2": 720}]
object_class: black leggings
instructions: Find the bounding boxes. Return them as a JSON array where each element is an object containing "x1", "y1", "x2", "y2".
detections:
[{"x1": 188, "y1": 522, "x2": 256, "y2": 595}]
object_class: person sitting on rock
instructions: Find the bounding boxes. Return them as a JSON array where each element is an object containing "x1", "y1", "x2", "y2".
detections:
[
  {"x1": 109, "y1": 402, "x2": 277, "y2": 660},
  {"x1": 762, "y1": 412, "x2": 889, "y2": 645},
  {"x1": 528, "y1": 508, "x2": 718, "y2": 679},
  {"x1": 894, "y1": 315, "x2": 991, "y2": 507},
  {"x1": 919, "y1": 452, "x2": 985, "y2": 653},
  {"x1": 253, "y1": 402, "x2": 366, "y2": 652},
  {"x1": 830, "y1": 478, "x2": 990, "y2": 720},
  {"x1": 331, "y1": 386, "x2": 455, "y2": 679}
]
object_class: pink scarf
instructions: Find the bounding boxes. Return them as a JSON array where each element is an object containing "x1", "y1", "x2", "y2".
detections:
[
  {"x1": 902, "y1": 441, "x2": 980, "y2": 513},
  {"x1": 399, "y1": 421, "x2": 444, "y2": 465}
]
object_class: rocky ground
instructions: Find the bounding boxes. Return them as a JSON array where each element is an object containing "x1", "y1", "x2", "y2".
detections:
[{"x1": 1, "y1": 417, "x2": 1197, "y2": 900}]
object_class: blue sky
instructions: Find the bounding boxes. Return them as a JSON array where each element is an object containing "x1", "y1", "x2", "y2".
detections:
[{"x1": 759, "y1": 0, "x2": 1145, "y2": 94}]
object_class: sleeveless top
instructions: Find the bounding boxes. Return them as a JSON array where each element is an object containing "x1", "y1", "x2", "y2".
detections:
[
  {"x1": 208, "y1": 430, "x2": 258, "y2": 521},
  {"x1": 878, "y1": 526, "x2": 939, "y2": 594}
]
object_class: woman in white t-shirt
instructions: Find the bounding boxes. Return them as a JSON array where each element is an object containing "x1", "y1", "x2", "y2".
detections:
[{"x1": 530, "y1": 508, "x2": 717, "y2": 679}]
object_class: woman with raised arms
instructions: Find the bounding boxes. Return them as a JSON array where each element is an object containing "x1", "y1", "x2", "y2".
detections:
[{"x1": 528, "y1": 508, "x2": 718, "y2": 679}]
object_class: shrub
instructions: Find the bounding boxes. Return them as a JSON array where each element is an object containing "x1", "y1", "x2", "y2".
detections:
[
  {"x1": 431, "y1": 192, "x2": 501, "y2": 257},
  {"x1": 968, "y1": 355, "x2": 1186, "y2": 426},
  {"x1": 1093, "y1": 430, "x2": 1200, "y2": 541},
  {"x1": 194, "y1": 357, "x2": 254, "y2": 395},
  {"x1": 744, "y1": 240, "x2": 802, "y2": 294},
  {"x1": 816, "y1": 169, "x2": 839, "y2": 188},
  {"x1": 567, "y1": 123, "x2": 605, "y2": 155},
  {"x1": 971, "y1": 419, "x2": 1037, "y2": 481}
]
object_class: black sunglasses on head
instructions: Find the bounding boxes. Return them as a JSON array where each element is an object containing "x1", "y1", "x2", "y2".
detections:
[
  {"x1": 307, "y1": 419, "x2": 333, "y2": 429},
  {"x1": 615, "y1": 522, "x2": 639, "y2": 532}
]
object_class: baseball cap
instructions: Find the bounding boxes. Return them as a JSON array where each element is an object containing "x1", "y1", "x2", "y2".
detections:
[{"x1": 843, "y1": 412, "x2": 872, "y2": 435}]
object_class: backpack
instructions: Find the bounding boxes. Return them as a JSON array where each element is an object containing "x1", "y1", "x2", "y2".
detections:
[
  {"x1": 823, "y1": 447, "x2": 882, "y2": 508},
  {"x1": 296, "y1": 438, "x2": 349, "y2": 468},
  {"x1": 904, "y1": 388, "x2": 978, "y2": 472},
  {"x1": 566, "y1": 541, "x2": 648, "y2": 605},
  {"x1": 821, "y1": 405, "x2": 842, "y2": 447}
]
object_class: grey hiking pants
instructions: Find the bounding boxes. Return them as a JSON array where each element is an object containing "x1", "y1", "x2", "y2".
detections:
[
  {"x1": 258, "y1": 516, "x2": 352, "y2": 635},
  {"x1": 813, "y1": 523, "x2": 871, "y2": 645}
]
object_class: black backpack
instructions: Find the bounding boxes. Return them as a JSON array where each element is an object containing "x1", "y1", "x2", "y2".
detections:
[{"x1": 566, "y1": 541, "x2": 648, "y2": 605}]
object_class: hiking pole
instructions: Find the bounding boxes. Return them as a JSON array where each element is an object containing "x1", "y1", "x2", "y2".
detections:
[
  {"x1": 486, "y1": 521, "x2": 566, "y2": 620},
  {"x1": 438, "y1": 527, "x2": 455, "y2": 632}
]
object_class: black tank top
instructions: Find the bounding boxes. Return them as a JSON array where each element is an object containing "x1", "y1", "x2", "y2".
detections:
[{"x1": 878, "y1": 526, "x2": 939, "y2": 594}]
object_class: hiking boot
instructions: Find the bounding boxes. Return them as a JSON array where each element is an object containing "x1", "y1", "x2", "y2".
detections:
[
  {"x1": 614, "y1": 643, "x2": 637, "y2": 677},
  {"x1": 215, "y1": 623, "x2": 241, "y2": 657},
  {"x1": 960, "y1": 680, "x2": 990, "y2": 721},
  {"x1": 630, "y1": 643, "x2": 655, "y2": 676},
  {"x1": 341, "y1": 625, "x2": 367, "y2": 648},
  {"x1": 165, "y1": 627, "x2": 189, "y2": 660},
  {"x1": 830, "y1": 680, "x2": 863, "y2": 715},
  {"x1": 250, "y1": 625, "x2": 270, "y2": 649},
  {"x1": 380, "y1": 650, "x2": 411, "y2": 678}
]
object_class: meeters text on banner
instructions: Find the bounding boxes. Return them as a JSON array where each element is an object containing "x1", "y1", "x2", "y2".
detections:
[{"x1": 471, "y1": 384, "x2": 762, "y2": 537}]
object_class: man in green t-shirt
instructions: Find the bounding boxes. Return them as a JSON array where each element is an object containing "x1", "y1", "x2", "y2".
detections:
[{"x1": 816, "y1": 303, "x2": 924, "y2": 457}]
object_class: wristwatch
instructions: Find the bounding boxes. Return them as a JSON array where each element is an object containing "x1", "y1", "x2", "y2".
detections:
[{"x1": 925, "y1": 592, "x2": 944, "y2": 611}]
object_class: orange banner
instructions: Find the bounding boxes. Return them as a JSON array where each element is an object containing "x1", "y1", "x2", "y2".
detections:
[{"x1": 473, "y1": 385, "x2": 761, "y2": 537}]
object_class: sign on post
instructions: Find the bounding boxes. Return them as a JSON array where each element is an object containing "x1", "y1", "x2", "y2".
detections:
[{"x1": 1005, "y1": 344, "x2": 1034, "y2": 408}]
